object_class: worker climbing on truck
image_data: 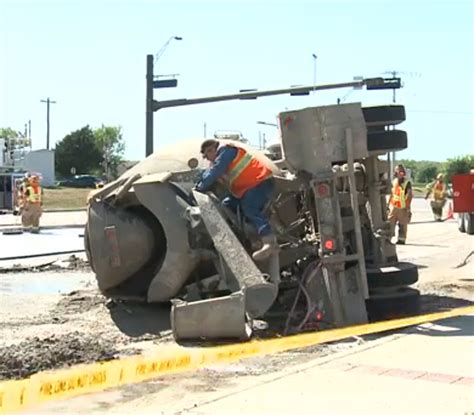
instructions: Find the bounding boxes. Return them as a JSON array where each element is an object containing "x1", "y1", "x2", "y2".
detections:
[
  {"x1": 195, "y1": 138, "x2": 278, "y2": 261},
  {"x1": 388, "y1": 164, "x2": 413, "y2": 245},
  {"x1": 425, "y1": 173, "x2": 449, "y2": 221}
]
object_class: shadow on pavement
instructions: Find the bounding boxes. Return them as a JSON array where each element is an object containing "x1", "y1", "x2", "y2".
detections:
[
  {"x1": 367, "y1": 293, "x2": 473, "y2": 330},
  {"x1": 106, "y1": 293, "x2": 472, "y2": 341},
  {"x1": 107, "y1": 300, "x2": 171, "y2": 337},
  {"x1": 409, "y1": 220, "x2": 437, "y2": 225},
  {"x1": 413, "y1": 315, "x2": 474, "y2": 337}
]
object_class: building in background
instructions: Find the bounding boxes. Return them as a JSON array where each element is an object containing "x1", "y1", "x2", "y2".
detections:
[
  {"x1": 23, "y1": 150, "x2": 55, "y2": 187},
  {"x1": 1, "y1": 134, "x2": 55, "y2": 210}
]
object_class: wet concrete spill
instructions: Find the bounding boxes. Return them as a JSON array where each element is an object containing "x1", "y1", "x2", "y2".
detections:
[
  {"x1": 0, "y1": 227, "x2": 84, "y2": 261},
  {"x1": 0, "y1": 332, "x2": 135, "y2": 380}
]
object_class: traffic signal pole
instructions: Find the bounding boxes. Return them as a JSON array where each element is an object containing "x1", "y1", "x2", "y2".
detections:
[
  {"x1": 145, "y1": 52, "x2": 400, "y2": 158},
  {"x1": 145, "y1": 54, "x2": 154, "y2": 157}
]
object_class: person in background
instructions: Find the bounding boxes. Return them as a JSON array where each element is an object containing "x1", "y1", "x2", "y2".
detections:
[
  {"x1": 16, "y1": 172, "x2": 31, "y2": 212},
  {"x1": 196, "y1": 139, "x2": 278, "y2": 261},
  {"x1": 21, "y1": 174, "x2": 43, "y2": 233},
  {"x1": 388, "y1": 164, "x2": 413, "y2": 245},
  {"x1": 425, "y1": 173, "x2": 448, "y2": 221}
]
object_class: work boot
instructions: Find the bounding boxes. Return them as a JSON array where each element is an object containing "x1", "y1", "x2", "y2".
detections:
[
  {"x1": 396, "y1": 240, "x2": 405, "y2": 245},
  {"x1": 31, "y1": 227, "x2": 40, "y2": 234},
  {"x1": 252, "y1": 234, "x2": 279, "y2": 262}
]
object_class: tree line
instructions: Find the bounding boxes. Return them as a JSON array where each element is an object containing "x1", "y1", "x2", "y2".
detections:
[
  {"x1": 1, "y1": 125, "x2": 472, "y2": 183},
  {"x1": 398, "y1": 155, "x2": 474, "y2": 184},
  {"x1": 1, "y1": 125, "x2": 125, "y2": 180}
]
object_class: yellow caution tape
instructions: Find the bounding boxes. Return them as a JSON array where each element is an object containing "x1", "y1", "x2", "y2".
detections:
[{"x1": 1, "y1": 305, "x2": 473, "y2": 413}]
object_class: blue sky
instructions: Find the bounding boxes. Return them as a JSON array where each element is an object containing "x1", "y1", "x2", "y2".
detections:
[{"x1": 1, "y1": 0, "x2": 473, "y2": 162}]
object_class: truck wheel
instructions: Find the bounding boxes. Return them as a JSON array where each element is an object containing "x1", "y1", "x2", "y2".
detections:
[
  {"x1": 366, "y1": 261, "x2": 418, "y2": 289},
  {"x1": 367, "y1": 130, "x2": 408, "y2": 154},
  {"x1": 458, "y1": 213, "x2": 466, "y2": 233},
  {"x1": 363, "y1": 105, "x2": 406, "y2": 127},
  {"x1": 366, "y1": 287, "x2": 420, "y2": 321},
  {"x1": 465, "y1": 213, "x2": 474, "y2": 235}
]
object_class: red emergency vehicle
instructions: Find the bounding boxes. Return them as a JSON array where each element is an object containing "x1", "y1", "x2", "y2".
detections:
[{"x1": 453, "y1": 170, "x2": 474, "y2": 234}]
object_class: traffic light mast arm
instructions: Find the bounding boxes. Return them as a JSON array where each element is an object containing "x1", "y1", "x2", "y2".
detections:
[{"x1": 152, "y1": 77, "x2": 400, "y2": 111}]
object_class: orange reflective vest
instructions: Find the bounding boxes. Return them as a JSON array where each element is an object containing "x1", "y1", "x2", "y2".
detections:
[
  {"x1": 390, "y1": 179, "x2": 410, "y2": 209},
  {"x1": 220, "y1": 144, "x2": 272, "y2": 198},
  {"x1": 432, "y1": 181, "x2": 447, "y2": 201},
  {"x1": 26, "y1": 186, "x2": 42, "y2": 204}
]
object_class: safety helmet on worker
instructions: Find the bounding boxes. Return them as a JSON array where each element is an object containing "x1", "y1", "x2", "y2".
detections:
[{"x1": 436, "y1": 173, "x2": 444, "y2": 180}]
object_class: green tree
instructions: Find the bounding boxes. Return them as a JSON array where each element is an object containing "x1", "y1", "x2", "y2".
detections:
[
  {"x1": 93, "y1": 125, "x2": 125, "y2": 180},
  {"x1": 55, "y1": 126, "x2": 103, "y2": 178},
  {"x1": 398, "y1": 159, "x2": 444, "y2": 183},
  {"x1": 443, "y1": 155, "x2": 474, "y2": 182},
  {"x1": 416, "y1": 164, "x2": 439, "y2": 183},
  {"x1": 0, "y1": 127, "x2": 19, "y2": 139}
]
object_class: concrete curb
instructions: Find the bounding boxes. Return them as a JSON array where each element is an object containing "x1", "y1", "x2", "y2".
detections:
[{"x1": 1, "y1": 305, "x2": 473, "y2": 413}]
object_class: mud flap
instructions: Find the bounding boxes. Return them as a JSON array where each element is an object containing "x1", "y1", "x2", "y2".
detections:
[{"x1": 171, "y1": 291, "x2": 251, "y2": 341}]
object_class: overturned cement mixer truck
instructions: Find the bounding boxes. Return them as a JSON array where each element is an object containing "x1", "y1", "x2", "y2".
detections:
[{"x1": 85, "y1": 102, "x2": 419, "y2": 341}]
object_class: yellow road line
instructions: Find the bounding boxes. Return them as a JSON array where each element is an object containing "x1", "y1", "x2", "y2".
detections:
[{"x1": 1, "y1": 305, "x2": 473, "y2": 413}]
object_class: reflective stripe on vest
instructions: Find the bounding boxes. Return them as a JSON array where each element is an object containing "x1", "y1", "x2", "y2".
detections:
[
  {"x1": 390, "y1": 180, "x2": 409, "y2": 209},
  {"x1": 433, "y1": 181, "x2": 446, "y2": 200},
  {"x1": 227, "y1": 152, "x2": 253, "y2": 185},
  {"x1": 26, "y1": 186, "x2": 42, "y2": 204},
  {"x1": 221, "y1": 144, "x2": 272, "y2": 198}
]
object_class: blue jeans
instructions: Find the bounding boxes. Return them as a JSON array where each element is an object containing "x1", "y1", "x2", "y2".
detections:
[{"x1": 222, "y1": 178, "x2": 275, "y2": 236}]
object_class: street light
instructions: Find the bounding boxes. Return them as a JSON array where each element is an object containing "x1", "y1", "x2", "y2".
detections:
[
  {"x1": 146, "y1": 36, "x2": 183, "y2": 157},
  {"x1": 154, "y1": 36, "x2": 183, "y2": 64},
  {"x1": 257, "y1": 121, "x2": 278, "y2": 127},
  {"x1": 257, "y1": 121, "x2": 278, "y2": 150},
  {"x1": 312, "y1": 53, "x2": 317, "y2": 93}
]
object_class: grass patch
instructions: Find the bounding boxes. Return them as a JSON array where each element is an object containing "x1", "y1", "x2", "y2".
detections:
[{"x1": 43, "y1": 187, "x2": 91, "y2": 210}]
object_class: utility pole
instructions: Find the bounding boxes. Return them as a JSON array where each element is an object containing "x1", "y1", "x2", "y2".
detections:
[{"x1": 40, "y1": 97, "x2": 57, "y2": 150}]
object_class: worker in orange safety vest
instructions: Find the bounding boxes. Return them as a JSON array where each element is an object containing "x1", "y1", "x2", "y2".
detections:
[
  {"x1": 21, "y1": 175, "x2": 43, "y2": 233},
  {"x1": 388, "y1": 164, "x2": 413, "y2": 245},
  {"x1": 196, "y1": 139, "x2": 277, "y2": 261},
  {"x1": 425, "y1": 173, "x2": 448, "y2": 221}
]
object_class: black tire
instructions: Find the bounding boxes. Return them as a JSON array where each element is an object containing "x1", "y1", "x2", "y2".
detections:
[
  {"x1": 366, "y1": 287, "x2": 420, "y2": 321},
  {"x1": 367, "y1": 130, "x2": 408, "y2": 153},
  {"x1": 366, "y1": 261, "x2": 418, "y2": 289},
  {"x1": 363, "y1": 105, "x2": 406, "y2": 127},
  {"x1": 458, "y1": 213, "x2": 466, "y2": 233},
  {"x1": 465, "y1": 213, "x2": 474, "y2": 235}
]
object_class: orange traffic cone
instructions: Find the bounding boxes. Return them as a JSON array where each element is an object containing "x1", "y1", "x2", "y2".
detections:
[{"x1": 444, "y1": 202, "x2": 454, "y2": 221}]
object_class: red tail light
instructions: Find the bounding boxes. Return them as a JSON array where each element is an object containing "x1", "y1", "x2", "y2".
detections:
[{"x1": 324, "y1": 238, "x2": 335, "y2": 251}]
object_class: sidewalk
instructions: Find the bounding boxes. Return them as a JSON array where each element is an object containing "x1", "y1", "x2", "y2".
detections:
[{"x1": 175, "y1": 315, "x2": 473, "y2": 415}]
